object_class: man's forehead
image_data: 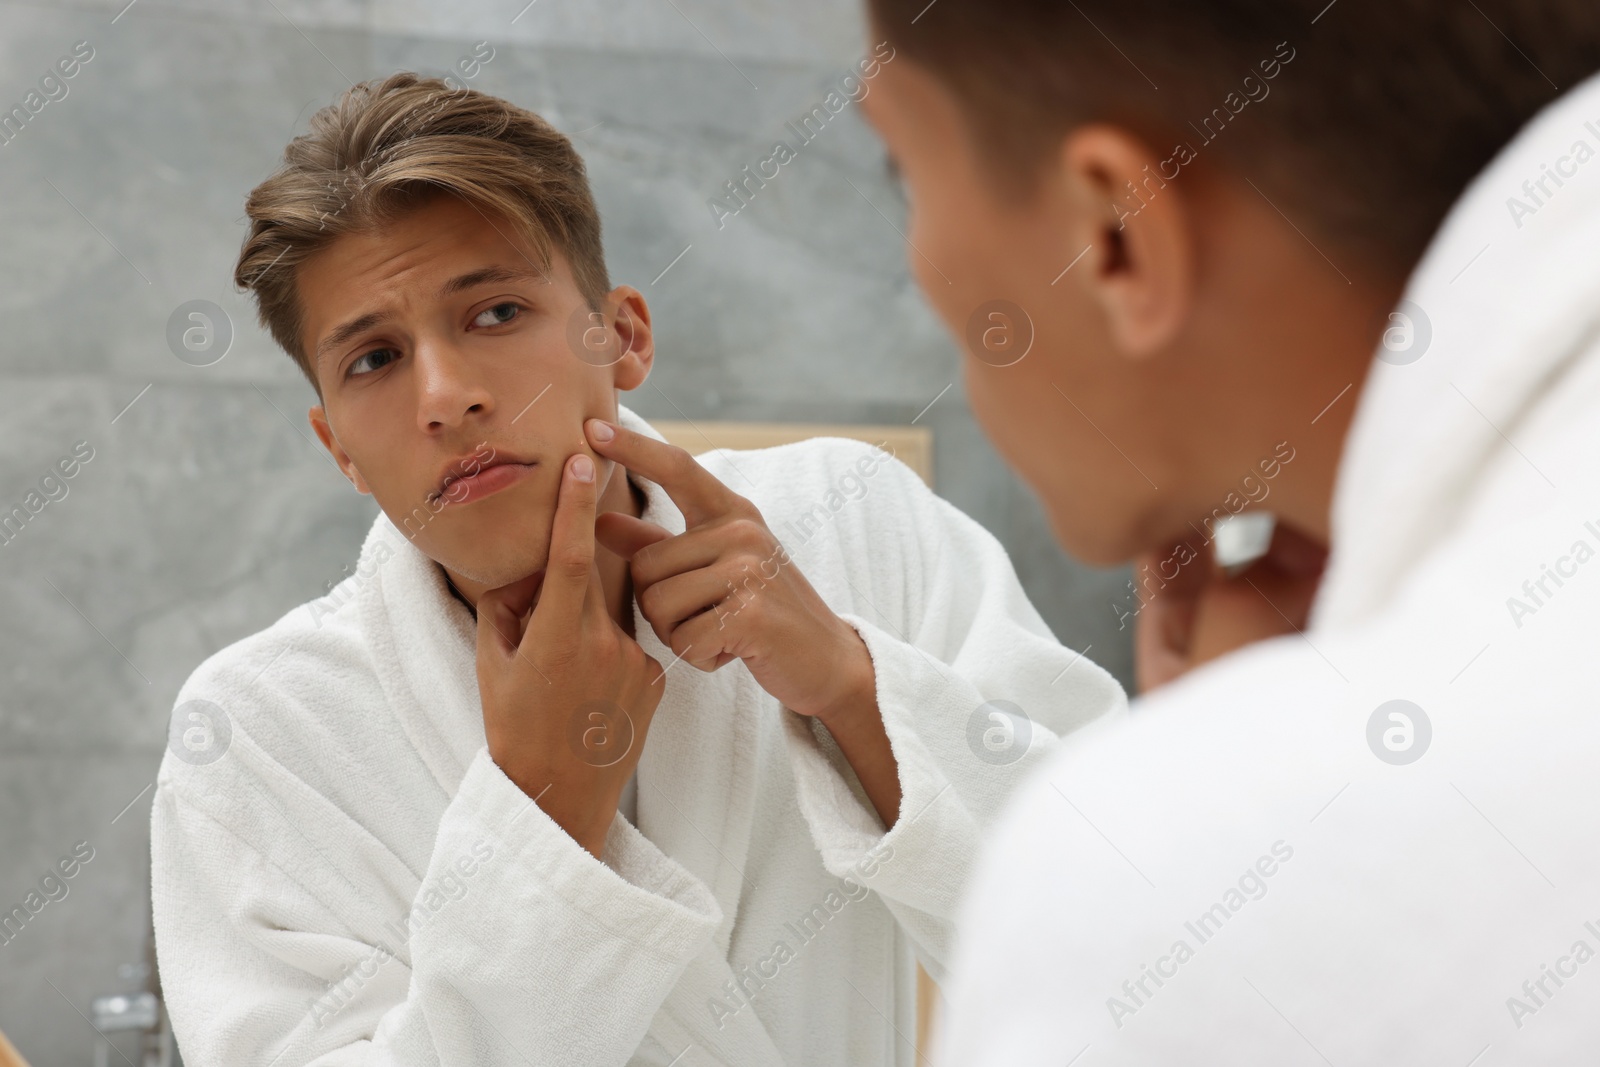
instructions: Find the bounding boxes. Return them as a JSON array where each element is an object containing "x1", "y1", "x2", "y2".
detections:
[{"x1": 305, "y1": 199, "x2": 547, "y2": 299}]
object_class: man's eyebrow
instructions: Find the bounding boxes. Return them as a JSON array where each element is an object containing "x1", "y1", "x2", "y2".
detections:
[
  {"x1": 435, "y1": 264, "x2": 547, "y2": 300},
  {"x1": 316, "y1": 310, "x2": 389, "y2": 367},
  {"x1": 314, "y1": 265, "x2": 547, "y2": 366}
]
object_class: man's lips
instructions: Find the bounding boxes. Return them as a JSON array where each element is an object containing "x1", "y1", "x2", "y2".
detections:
[
  {"x1": 432, "y1": 452, "x2": 537, "y2": 506},
  {"x1": 441, "y1": 461, "x2": 535, "y2": 505}
]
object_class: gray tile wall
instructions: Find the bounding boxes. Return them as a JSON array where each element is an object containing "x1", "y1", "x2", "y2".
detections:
[{"x1": 0, "y1": 1, "x2": 1131, "y2": 1060}]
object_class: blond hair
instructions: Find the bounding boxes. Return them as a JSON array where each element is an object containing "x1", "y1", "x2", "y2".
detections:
[{"x1": 233, "y1": 72, "x2": 610, "y2": 387}]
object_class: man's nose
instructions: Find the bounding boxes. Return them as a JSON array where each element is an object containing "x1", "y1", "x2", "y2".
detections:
[{"x1": 414, "y1": 339, "x2": 494, "y2": 431}]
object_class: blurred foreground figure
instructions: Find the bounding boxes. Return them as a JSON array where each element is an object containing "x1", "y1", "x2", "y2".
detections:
[{"x1": 857, "y1": 0, "x2": 1600, "y2": 1060}]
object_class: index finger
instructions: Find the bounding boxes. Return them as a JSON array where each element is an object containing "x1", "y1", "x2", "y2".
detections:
[
  {"x1": 530, "y1": 452, "x2": 600, "y2": 628},
  {"x1": 584, "y1": 418, "x2": 738, "y2": 526}
]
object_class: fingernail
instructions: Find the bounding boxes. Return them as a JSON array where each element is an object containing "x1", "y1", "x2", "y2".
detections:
[
  {"x1": 588, "y1": 419, "x2": 615, "y2": 443},
  {"x1": 570, "y1": 454, "x2": 595, "y2": 483}
]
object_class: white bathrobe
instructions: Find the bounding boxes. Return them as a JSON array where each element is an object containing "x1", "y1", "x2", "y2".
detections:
[
  {"x1": 149, "y1": 410, "x2": 1126, "y2": 1067},
  {"x1": 934, "y1": 72, "x2": 1600, "y2": 1064}
]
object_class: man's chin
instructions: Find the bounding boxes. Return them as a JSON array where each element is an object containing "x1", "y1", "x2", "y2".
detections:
[
  {"x1": 1048, "y1": 503, "x2": 1147, "y2": 569},
  {"x1": 423, "y1": 538, "x2": 550, "y2": 593},
  {"x1": 454, "y1": 559, "x2": 547, "y2": 592}
]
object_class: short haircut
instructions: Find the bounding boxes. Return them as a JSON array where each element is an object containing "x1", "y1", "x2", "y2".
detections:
[
  {"x1": 233, "y1": 72, "x2": 611, "y2": 388},
  {"x1": 867, "y1": 0, "x2": 1600, "y2": 277}
]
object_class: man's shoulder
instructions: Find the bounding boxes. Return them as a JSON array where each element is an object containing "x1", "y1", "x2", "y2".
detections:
[
  {"x1": 700, "y1": 438, "x2": 941, "y2": 573},
  {"x1": 155, "y1": 587, "x2": 411, "y2": 839},
  {"x1": 691, "y1": 434, "x2": 933, "y2": 536},
  {"x1": 180, "y1": 588, "x2": 370, "y2": 702},
  {"x1": 176, "y1": 514, "x2": 404, "y2": 718},
  {"x1": 695, "y1": 434, "x2": 918, "y2": 495},
  {"x1": 164, "y1": 587, "x2": 378, "y2": 780}
]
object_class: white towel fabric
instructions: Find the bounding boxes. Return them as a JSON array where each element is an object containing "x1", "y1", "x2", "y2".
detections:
[
  {"x1": 934, "y1": 72, "x2": 1600, "y2": 1064},
  {"x1": 150, "y1": 408, "x2": 1126, "y2": 1067}
]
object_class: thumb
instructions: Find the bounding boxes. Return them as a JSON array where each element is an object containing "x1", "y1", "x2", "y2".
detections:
[
  {"x1": 474, "y1": 569, "x2": 545, "y2": 663},
  {"x1": 595, "y1": 512, "x2": 673, "y2": 561}
]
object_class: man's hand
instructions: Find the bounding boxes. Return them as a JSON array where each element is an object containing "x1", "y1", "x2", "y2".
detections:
[
  {"x1": 585, "y1": 418, "x2": 902, "y2": 827},
  {"x1": 474, "y1": 452, "x2": 666, "y2": 856},
  {"x1": 1134, "y1": 520, "x2": 1327, "y2": 693},
  {"x1": 584, "y1": 419, "x2": 873, "y2": 722}
]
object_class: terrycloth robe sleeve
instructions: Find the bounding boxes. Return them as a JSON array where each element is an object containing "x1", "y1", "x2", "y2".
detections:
[
  {"x1": 774, "y1": 445, "x2": 1129, "y2": 982},
  {"x1": 151, "y1": 742, "x2": 722, "y2": 1066}
]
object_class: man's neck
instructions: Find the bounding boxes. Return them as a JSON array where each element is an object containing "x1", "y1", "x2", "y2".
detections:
[{"x1": 1194, "y1": 264, "x2": 1401, "y2": 553}]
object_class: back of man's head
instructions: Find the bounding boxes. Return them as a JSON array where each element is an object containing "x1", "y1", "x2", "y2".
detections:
[{"x1": 868, "y1": 0, "x2": 1600, "y2": 278}]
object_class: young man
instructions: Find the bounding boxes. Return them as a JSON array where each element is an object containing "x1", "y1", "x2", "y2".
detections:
[
  {"x1": 147, "y1": 74, "x2": 1125, "y2": 1067},
  {"x1": 855, "y1": 1, "x2": 1600, "y2": 1061}
]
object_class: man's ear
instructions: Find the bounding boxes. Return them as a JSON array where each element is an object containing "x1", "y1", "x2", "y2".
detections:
[
  {"x1": 1060, "y1": 124, "x2": 1195, "y2": 357},
  {"x1": 604, "y1": 285, "x2": 655, "y2": 391},
  {"x1": 309, "y1": 406, "x2": 372, "y2": 495}
]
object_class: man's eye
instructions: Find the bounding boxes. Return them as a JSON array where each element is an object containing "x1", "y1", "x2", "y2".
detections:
[
  {"x1": 349, "y1": 348, "x2": 398, "y2": 376},
  {"x1": 472, "y1": 302, "x2": 521, "y2": 328}
]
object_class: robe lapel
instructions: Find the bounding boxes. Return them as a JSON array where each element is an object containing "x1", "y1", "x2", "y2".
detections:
[
  {"x1": 614, "y1": 410, "x2": 777, "y2": 1065},
  {"x1": 617, "y1": 406, "x2": 763, "y2": 958},
  {"x1": 359, "y1": 514, "x2": 484, "y2": 803}
]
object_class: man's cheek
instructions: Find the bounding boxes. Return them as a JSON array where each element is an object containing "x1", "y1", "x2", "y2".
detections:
[{"x1": 906, "y1": 199, "x2": 974, "y2": 307}]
